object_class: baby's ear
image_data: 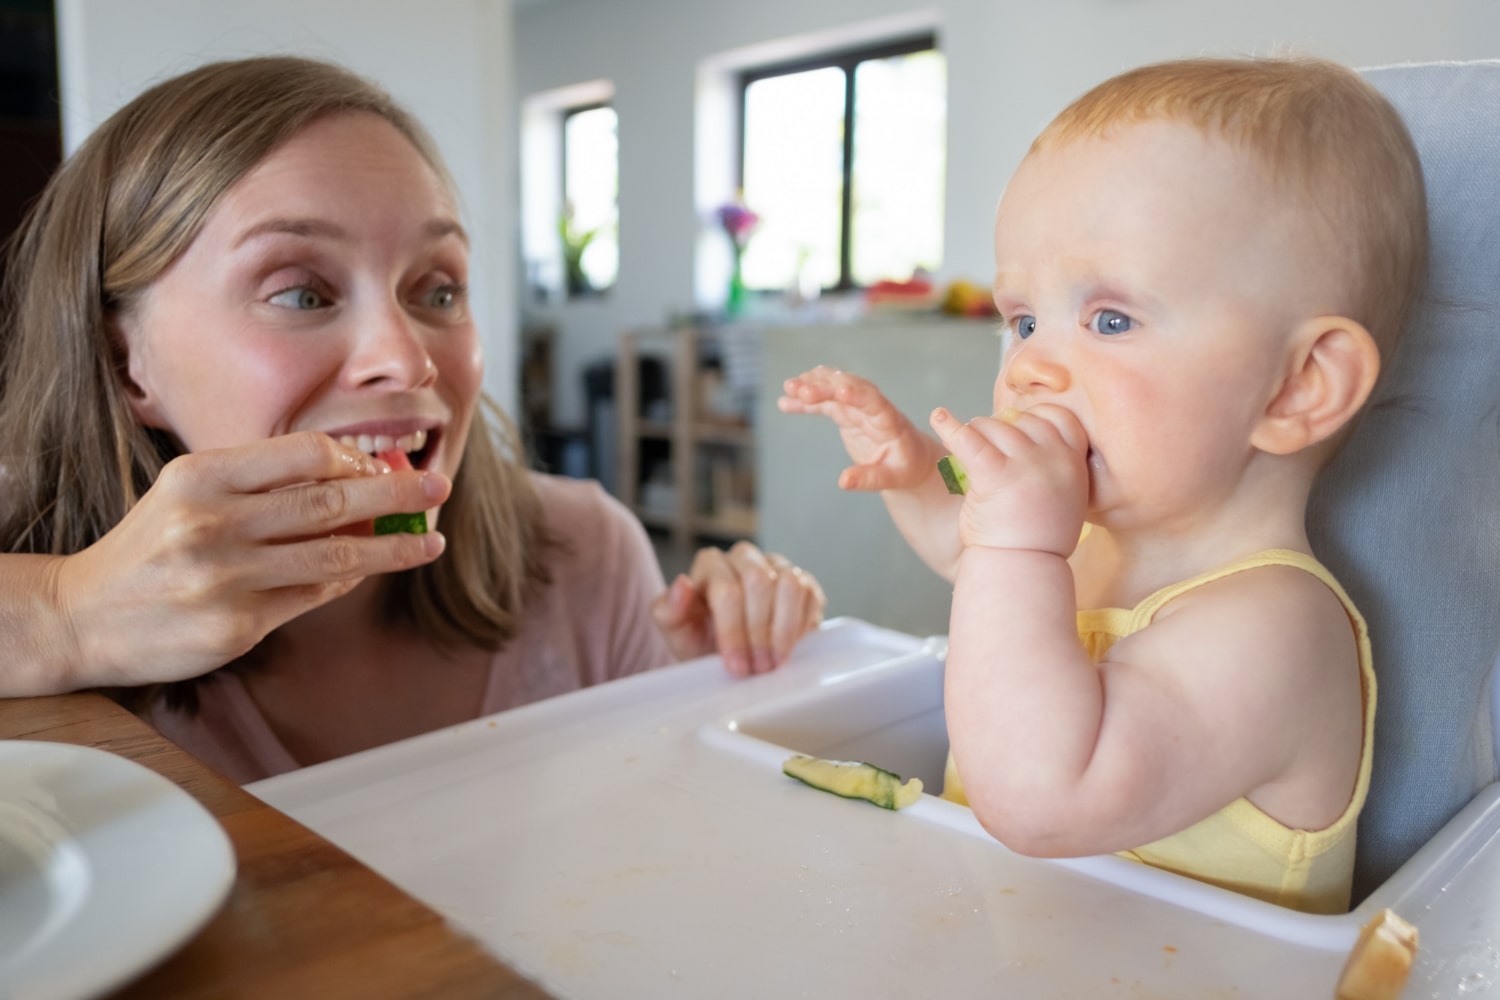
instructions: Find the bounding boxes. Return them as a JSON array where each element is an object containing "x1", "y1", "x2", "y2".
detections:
[{"x1": 1250, "y1": 316, "x2": 1380, "y2": 456}]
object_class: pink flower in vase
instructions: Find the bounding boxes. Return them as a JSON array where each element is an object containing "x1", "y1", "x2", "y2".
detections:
[
  {"x1": 716, "y1": 197, "x2": 758, "y2": 316},
  {"x1": 716, "y1": 199, "x2": 760, "y2": 249}
]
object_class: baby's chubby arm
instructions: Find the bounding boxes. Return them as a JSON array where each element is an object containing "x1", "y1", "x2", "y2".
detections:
[
  {"x1": 934, "y1": 408, "x2": 1362, "y2": 855},
  {"x1": 778, "y1": 367, "x2": 964, "y2": 579}
]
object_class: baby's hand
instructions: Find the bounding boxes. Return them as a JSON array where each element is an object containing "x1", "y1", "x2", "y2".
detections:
[
  {"x1": 778, "y1": 366, "x2": 944, "y2": 492},
  {"x1": 929, "y1": 403, "x2": 1089, "y2": 556}
]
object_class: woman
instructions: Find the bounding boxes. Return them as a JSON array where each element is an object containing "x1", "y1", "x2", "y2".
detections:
[{"x1": 0, "y1": 55, "x2": 823, "y2": 783}]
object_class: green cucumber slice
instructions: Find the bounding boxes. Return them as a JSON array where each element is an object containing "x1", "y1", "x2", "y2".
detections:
[
  {"x1": 374, "y1": 511, "x2": 428, "y2": 536},
  {"x1": 374, "y1": 447, "x2": 427, "y2": 535},
  {"x1": 937, "y1": 454, "x2": 969, "y2": 495},
  {"x1": 783, "y1": 755, "x2": 923, "y2": 810}
]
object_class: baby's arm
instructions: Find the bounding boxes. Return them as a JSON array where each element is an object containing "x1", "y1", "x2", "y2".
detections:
[
  {"x1": 933, "y1": 409, "x2": 1364, "y2": 855},
  {"x1": 779, "y1": 367, "x2": 965, "y2": 579}
]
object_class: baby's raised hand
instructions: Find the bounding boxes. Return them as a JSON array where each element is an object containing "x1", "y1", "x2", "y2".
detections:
[
  {"x1": 778, "y1": 366, "x2": 944, "y2": 492},
  {"x1": 930, "y1": 403, "x2": 1089, "y2": 556}
]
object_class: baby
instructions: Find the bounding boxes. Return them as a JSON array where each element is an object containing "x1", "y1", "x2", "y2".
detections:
[{"x1": 780, "y1": 56, "x2": 1427, "y2": 914}]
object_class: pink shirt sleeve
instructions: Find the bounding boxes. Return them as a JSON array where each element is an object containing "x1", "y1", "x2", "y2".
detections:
[{"x1": 460, "y1": 471, "x2": 678, "y2": 711}]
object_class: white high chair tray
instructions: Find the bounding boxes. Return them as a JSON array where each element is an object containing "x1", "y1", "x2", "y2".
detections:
[{"x1": 249, "y1": 618, "x2": 1500, "y2": 999}]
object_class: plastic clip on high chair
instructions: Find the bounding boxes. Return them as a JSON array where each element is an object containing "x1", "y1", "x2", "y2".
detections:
[{"x1": 1308, "y1": 59, "x2": 1500, "y2": 902}]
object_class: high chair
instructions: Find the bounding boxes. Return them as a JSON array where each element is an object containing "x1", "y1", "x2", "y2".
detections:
[{"x1": 1308, "y1": 58, "x2": 1500, "y2": 901}]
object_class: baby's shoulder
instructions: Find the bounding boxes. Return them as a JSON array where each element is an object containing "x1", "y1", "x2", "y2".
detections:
[{"x1": 1150, "y1": 560, "x2": 1360, "y2": 675}]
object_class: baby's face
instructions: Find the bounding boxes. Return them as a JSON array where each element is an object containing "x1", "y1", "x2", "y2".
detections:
[
  {"x1": 990, "y1": 119, "x2": 1333, "y2": 527},
  {"x1": 117, "y1": 111, "x2": 482, "y2": 492}
]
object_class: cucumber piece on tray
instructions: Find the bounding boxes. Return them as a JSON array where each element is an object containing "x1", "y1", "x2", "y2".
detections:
[{"x1": 783, "y1": 755, "x2": 923, "y2": 810}]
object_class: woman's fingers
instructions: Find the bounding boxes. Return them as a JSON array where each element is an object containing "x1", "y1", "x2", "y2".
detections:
[
  {"x1": 195, "y1": 431, "x2": 388, "y2": 495},
  {"x1": 159, "y1": 436, "x2": 451, "y2": 541},
  {"x1": 233, "y1": 529, "x2": 447, "y2": 591},
  {"x1": 680, "y1": 542, "x2": 826, "y2": 676},
  {"x1": 768, "y1": 553, "x2": 825, "y2": 665}
]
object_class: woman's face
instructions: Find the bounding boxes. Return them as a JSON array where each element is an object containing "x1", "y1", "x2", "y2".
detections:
[{"x1": 119, "y1": 111, "x2": 482, "y2": 485}]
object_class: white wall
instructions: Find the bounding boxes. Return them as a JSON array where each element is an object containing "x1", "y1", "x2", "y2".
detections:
[
  {"x1": 55, "y1": 0, "x2": 519, "y2": 416},
  {"x1": 516, "y1": 0, "x2": 1500, "y2": 429}
]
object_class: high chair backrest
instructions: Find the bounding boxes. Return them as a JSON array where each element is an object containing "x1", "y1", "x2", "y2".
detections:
[{"x1": 1307, "y1": 60, "x2": 1500, "y2": 902}]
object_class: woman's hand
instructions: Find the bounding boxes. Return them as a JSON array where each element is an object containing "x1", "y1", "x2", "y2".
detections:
[
  {"x1": 778, "y1": 367, "x2": 946, "y2": 493},
  {"x1": 650, "y1": 541, "x2": 826, "y2": 676},
  {"x1": 46, "y1": 431, "x2": 450, "y2": 691}
]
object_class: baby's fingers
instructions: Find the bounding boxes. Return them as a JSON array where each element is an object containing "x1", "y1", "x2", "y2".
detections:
[
  {"x1": 837, "y1": 462, "x2": 908, "y2": 492},
  {"x1": 1014, "y1": 403, "x2": 1090, "y2": 456},
  {"x1": 931, "y1": 407, "x2": 998, "y2": 457}
]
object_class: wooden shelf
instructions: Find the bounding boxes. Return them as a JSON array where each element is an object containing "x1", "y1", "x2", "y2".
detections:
[
  {"x1": 694, "y1": 422, "x2": 754, "y2": 446},
  {"x1": 617, "y1": 326, "x2": 758, "y2": 560},
  {"x1": 638, "y1": 420, "x2": 674, "y2": 440}
]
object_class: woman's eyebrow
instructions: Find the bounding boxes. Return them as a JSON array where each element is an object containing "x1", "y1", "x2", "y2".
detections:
[
  {"x1": 233, "y1": 217, "x2": 350, "y2": 248},
  {"x1": 425, "y1": 218, "x2": 469, "y2": 245},
  {"x1": 232, "y1": 217, "x2": 469, "y2": 248}
]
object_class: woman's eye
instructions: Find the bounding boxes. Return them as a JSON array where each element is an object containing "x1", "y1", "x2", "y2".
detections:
[
  {"x1": 1092, "y1": 309, "x2": 1134, "y2": 335},
  {"x1": 1013, "y1": 315, "x2": 1038, "y2": 340},
  {"x1": 268, "y1": 286, "x2": 329, "y2": 311},
  {"x1": 423, "y1": 283, "x2": 466, "y2": 310}
]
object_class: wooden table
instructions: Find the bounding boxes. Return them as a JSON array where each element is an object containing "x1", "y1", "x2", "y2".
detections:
[{"x1": 0, "y1": 692, "x2": 553, "y2": 999}]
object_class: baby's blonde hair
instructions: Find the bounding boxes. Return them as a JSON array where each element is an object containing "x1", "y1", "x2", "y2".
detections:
[{"x1": 1034, "y1": 56, "x2": 1428, "y2": 356}]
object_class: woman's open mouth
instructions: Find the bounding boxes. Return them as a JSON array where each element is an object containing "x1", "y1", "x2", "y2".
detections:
[{"x1": 337, "y1": 428, "x2": 438, "y2": 470}]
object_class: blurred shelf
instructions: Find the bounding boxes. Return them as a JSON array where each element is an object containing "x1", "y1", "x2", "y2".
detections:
[{"x1": 618, "y1": 326, "x2": 758, "y2": 561}]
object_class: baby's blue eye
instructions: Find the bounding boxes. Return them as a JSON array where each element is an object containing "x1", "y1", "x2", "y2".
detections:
[
  {"x1": 269, "y1": 286, "x2": 327, "y2": 311},
  {"x1": 1092, "y1": 309, "x2": 1134, "y2": 335},
  {"x1": 1014, "y1": 315, "x2": 1037, "y2": 340}
]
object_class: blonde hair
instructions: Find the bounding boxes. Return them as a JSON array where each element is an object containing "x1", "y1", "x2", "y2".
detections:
[
  {"x1": 0, "y1": 56, "x2": 553, "y2": 706},
  {"x1": 1034, "y1": 56, "x2": 1428, "y2": 356}
]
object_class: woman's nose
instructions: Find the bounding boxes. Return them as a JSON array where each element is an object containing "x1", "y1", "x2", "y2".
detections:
[
  {"x1": 345, "y1": 302, "x2": 438, "y2": 390},
  {"x1": 1003, "y1": 335, "x2": 1070, "y2": 396}
]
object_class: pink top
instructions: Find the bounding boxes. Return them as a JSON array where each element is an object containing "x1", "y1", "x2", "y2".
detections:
[{"x1": 141, "y1": 473, "x2": 674, "y2": 784}]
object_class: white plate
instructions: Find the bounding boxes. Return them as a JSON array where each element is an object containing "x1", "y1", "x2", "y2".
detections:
[{"x1": 0, "y1": 740, "x2": 236, "y2": 1000}]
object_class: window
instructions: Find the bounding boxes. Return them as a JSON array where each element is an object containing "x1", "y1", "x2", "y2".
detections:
[
  {"x1": 738, "y1": 35, "x2": 945, "y2": 293},
  {"x1": 561, "y1": 102, "x2": 618, "y2": 295}
]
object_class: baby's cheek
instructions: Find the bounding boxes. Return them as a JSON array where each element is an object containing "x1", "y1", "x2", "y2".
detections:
[{"x1": 991, "y1": 370, "x2": 1012, "y2": 414}]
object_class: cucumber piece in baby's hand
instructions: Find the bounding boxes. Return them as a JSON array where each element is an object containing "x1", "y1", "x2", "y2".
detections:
[
  {"x1": 937, "y1": 408, "x2": 1020, "y2": 495},
  {"x1": 783, "y1": 755, "x2": 923, "y2": 810},
  {"x1": 937, "y1": 454, "x2": 969, "y2": 495},
  {"x1": 373, "y1": 448, "x2": 428, "y2": 536}
]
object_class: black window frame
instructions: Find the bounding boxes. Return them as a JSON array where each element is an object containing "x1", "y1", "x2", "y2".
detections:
[
  {"x1": 736, "y1": 32, "x2": 938, "y2": 293},
  {"x1": 560, "y1": 100, "x2": 616, "y2": 298}
]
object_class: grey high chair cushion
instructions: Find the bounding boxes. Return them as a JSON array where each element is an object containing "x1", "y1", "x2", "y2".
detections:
[{"x1": 1308, "y1": 60, "x2": 1500, "y2": 901}]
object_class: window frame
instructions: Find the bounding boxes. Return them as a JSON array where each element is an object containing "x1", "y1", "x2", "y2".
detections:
[
  {"x1": 736, "y1": 32, "x2": 938, "y2": 293},
  {"x1": 560, "y1": 100, "x2": 617, "y2": 297}
]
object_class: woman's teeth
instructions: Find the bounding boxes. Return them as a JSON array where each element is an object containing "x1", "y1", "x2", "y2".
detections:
[{"x1": 338, "y1": 429, "x2": 428, "y2": 456}]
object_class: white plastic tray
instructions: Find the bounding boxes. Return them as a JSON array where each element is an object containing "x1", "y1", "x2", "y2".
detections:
[{"x1": 250, "y1": 618, "x2": 1500, "y2": 999}]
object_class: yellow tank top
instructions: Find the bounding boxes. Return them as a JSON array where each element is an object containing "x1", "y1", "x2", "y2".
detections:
[{"x1": 940, "y1": 548, "x2": 1375, "y2": 915}]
